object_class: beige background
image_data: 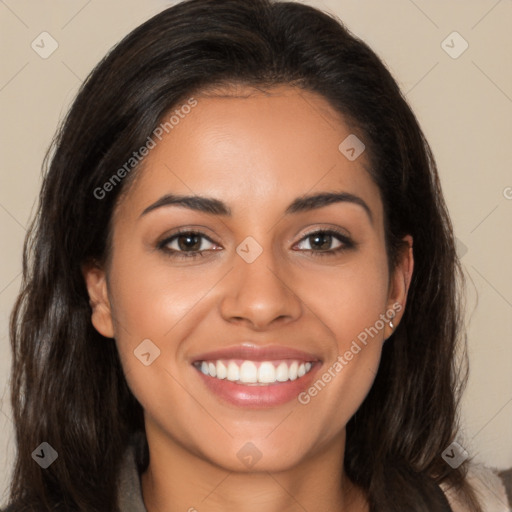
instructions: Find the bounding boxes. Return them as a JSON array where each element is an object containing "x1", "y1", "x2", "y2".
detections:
[{"x1": 0, "y1": 0, "x2": 511, "y2": 505}]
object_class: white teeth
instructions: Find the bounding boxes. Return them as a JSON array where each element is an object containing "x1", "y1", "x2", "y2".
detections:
[
  {"x1": 227, "y1": 361, "x2": 240, "y2": 381},
  {"x1": 239, "y1": 361, "x2": 258, "y2": 383},
  {"x1": 258, "y1": 362, "x2": 276, "y2": 383},
  {"x1": 197, "y1": 359, "x2": 314, "y2": 384},
  {"x1": 276, "y1": 362, "x2": 289, "y2": 382},
  {"x1": 289, "y1": 361, "x2": 298, "y2": 381},
  {"x1": 216, "y1": 360, "x2": 227, "y2": 379}
]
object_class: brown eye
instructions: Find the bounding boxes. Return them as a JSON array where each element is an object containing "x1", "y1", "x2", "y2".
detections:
[
  {"x1": 307, "y1": 233, "x2": 338, "y2": 251},
  {"x1": 294, "y1": 229, "x2": 355, "y2": 257},
  {"x1": 159, "y1": 231, "x2": 219, "y2": 259},
  {"x1": 174, "y1": 233, "x2": 203, "y2": 251}
]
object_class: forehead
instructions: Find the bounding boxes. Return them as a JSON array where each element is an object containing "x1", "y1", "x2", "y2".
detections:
[{"x1": 115, "y1": 85, "x2": 382, "y2": 223}]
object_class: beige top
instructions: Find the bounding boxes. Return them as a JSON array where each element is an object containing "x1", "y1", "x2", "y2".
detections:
[{"x1": 441, "y1": 463, "x2": 511, "y2": 512}]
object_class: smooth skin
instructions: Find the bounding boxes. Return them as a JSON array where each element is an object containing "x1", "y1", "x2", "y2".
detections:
[{"x1": 84, "y1": 85, "x2": 413, "y2": 512}]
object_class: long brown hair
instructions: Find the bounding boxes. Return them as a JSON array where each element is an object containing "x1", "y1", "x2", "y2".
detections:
[{"x1": 7, "y1": 0, "x2": 481, "y2": 510}]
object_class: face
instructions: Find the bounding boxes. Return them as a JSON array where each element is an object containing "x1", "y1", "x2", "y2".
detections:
[{"x1": 84, "y1": 85, "x2": 413, "y2": 473}]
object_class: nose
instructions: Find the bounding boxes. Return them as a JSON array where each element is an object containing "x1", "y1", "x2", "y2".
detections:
[{"x1": 219, "y1": 244, "x2": 303, "y2": 330}]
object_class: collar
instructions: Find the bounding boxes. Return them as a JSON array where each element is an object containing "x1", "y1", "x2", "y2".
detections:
[{"x1": 117, "y1": 434, "x2": 148, "y2": 512}]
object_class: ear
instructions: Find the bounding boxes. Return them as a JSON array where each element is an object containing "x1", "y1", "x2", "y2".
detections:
[
  {"x1": 82, "y1": 261, "x2": 115, "y2": 339},
  {"x1": 385, "y1": 235, "x2": 414, "y2": 338}
]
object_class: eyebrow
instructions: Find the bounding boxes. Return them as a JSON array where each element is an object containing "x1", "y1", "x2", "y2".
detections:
[{"x1": 140, "y1": 191, "x2": 373, "y2": 223}]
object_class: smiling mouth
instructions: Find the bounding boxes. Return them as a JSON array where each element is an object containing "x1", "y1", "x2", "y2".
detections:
[{"x1": 193, "y1": 359, "x2": 314, "y2": 385}]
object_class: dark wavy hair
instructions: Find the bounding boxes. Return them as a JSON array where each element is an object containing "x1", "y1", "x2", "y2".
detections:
[{"x1": 6, "y1": 0, "x2": 482, "y2": 510}]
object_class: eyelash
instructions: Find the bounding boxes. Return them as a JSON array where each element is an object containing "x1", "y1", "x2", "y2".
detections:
[{"x1": 157, "y1": 228, "x2": 355, "y2": 260}]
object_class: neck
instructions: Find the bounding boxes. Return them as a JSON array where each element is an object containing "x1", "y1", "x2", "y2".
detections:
[{"x1": 140, "y1": 423, "x2": 368, "y2": 512}]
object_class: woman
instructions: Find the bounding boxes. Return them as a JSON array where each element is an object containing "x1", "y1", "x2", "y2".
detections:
[{"x1": 5, "y1": 0, "x2": 508, "y2": 510}]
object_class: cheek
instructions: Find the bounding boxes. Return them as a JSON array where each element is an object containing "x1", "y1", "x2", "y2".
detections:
[
  {"x1": 104, "y1": 249, "x2": 208, "y2": 399},
  {"x1": 107, "y1": 250, "x2": 217, "y2": 343},
  {"x1": 107, "y1": 254, "x2": 199, "y2": 439},
  {"x1": 293, "y1": 252, "x2": 390, "y2": 428},
  {"x1": 298, "y1": 252, "x2": 390, "y2": 346}
]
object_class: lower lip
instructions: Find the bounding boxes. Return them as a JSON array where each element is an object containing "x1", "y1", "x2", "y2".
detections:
[{"x1": 194, "y1": 363, "x2": 321, "y2": 408}]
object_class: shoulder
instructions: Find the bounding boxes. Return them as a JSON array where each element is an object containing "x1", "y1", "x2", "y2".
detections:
[
  {"x1": 440, "y1": 463, "x2": 511, "y2": 512},
  {"x1": 2, "y1": 435, "x2": 148, "y2": 512}
]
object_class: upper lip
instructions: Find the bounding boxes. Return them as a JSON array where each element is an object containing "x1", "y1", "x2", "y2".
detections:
[{"x1": 191, "y1": 343, "x2": 321, "y2": 363}]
